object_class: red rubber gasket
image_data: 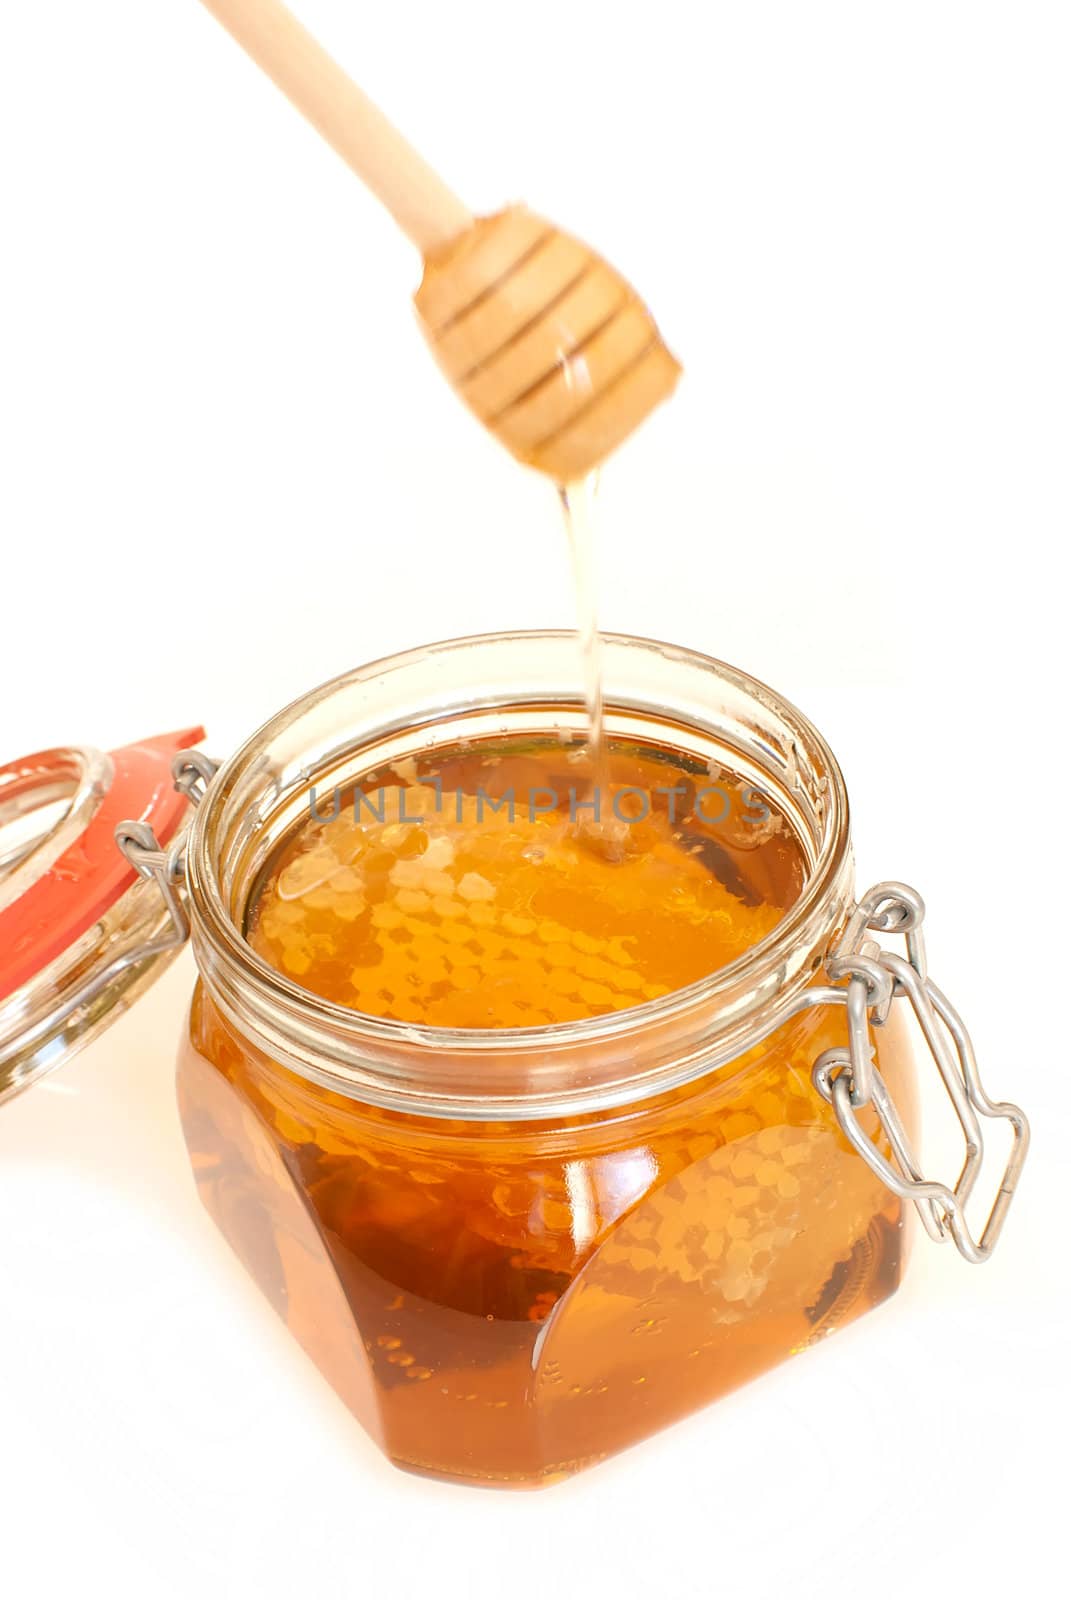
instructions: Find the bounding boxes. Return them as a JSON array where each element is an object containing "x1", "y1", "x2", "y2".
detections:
[{"x1": 0, "y1": 727, "x2": 205, "y2": 1002}]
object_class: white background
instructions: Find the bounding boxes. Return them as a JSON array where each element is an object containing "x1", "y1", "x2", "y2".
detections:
[{"x1": 1, "y1": 2, "x2": 1067, "y2": 1596}]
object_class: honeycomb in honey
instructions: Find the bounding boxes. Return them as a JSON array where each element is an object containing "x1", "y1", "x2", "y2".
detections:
[{"x1": 247, "y1": 740, "x2": 799, "y2": 1028}]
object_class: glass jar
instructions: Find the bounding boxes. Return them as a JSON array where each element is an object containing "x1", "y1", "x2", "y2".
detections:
[
  {"x1": 176, "y1": 631, "x2": 912, "y2": 1486},
  {"x1": 0, "y1": 633, "x2": 1027, "y2": 1489}
]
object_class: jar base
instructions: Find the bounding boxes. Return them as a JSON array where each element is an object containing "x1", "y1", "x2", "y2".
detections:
[{"x1": 178, "y1": 985, "x2": 912, "y2": 1487}]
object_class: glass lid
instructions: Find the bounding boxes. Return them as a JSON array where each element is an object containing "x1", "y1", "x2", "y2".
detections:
[{"x1": 0, "y1": 728, "x2": 205, "y2": 1105}]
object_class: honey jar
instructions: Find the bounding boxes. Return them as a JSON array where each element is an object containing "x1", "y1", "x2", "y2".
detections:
[{"x1": 0, "y1": 631, "x2": 1029, "y2": 1487}]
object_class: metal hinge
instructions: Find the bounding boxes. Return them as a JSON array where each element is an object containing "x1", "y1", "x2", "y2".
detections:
[
  {"x1": 108, "y1": 752, "x2": 220, "y2": 957},
  {"x1": 811, "y1": 882, "x2": 1030, "y2": 1264}
]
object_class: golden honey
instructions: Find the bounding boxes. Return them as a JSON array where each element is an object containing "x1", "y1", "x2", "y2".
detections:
[
  {"x1": 178, "y1": 721, "x2": 914, "y2": 1486},
  {"x1": 245, "y1": 739, "x2": 801, "y2": 1028}
]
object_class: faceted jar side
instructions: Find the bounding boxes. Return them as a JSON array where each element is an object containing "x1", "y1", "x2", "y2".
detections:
[{"x1": 178, "y1": 983, "x2": 914, "y2": 1487}]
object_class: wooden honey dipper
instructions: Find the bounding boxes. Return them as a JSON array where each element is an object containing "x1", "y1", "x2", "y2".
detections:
[{"x1": 197, "y1": 0, "x2": 681, "y2": 479}]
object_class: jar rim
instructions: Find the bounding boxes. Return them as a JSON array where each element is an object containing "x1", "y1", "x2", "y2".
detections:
[{"x1": 186, "y1": 631, "x2": 854, "y2": 1117}]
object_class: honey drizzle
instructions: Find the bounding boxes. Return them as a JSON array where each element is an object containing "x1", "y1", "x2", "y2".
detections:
[{"x1": 558, "y1": 474, "x2": 606, "y2": 791}]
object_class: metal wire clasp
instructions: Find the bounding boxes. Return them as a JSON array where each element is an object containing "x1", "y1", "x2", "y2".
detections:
[
  {"x1": 812, "y1": 882, "x2": 1030, "y2": 1264},
  {"x1": 171, "y1": 751, "x2": 218, "y2": 809},
  {"x1": 95, "y1": 752, "x2": 221, "y2": 989}
]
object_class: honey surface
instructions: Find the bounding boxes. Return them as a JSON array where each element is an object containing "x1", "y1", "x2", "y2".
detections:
[{"x1": 247, "y1": 738, "x2": 805, "y2": 1027}]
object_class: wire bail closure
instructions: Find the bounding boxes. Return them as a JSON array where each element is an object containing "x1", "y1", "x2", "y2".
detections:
[
  {"x1": 812, "y1": 882, "x2": 1030, "y2": 1263},
  {"x1": 105, "y1": 752, "x2": 222, "y2": 977},
  {"x1": 39, "y1": 750, "x2": 222, "y2": 1042}
]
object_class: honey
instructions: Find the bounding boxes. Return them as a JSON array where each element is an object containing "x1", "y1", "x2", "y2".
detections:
[
  {"x1": 559, "y1": 476, "x2": 607, "y2": 781},
  {"x1": 245, "y1": 736, "x2": 804, "y2": 1028},
  {"x1": 178, "y1": 689, "x2": 914, "y2": 1485},
  {"x1": 181, "y1": 959, "x2": 911, "y2": 1485}
]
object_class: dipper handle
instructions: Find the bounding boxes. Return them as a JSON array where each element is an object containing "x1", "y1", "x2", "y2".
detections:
[{"x1": 198, "y1": 0, "x2": 472, "y2": 252}]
